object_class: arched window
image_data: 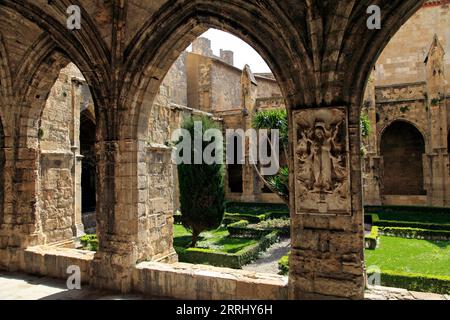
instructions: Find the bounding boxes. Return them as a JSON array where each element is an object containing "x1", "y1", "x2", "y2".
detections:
[{"x1": 380, "y1": 121, "x2": 426, "y2": 195}]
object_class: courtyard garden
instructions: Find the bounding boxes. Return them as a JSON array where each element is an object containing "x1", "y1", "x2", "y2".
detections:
[
  {"x1": 278, "y1": 205, "x2": 450, "y2": 294},
  {"x1": 173, "y1": 202, "x2": 290, "y2": 269}
]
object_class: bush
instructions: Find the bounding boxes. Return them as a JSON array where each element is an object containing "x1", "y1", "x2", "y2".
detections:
[
  {"x1": 227, "y1": 218, "x2": 290, "y2": 238},
  {"x1": 222, "y1": 212, "x2": 267, "y2": 225},
  {"x1": 175, "y1": 231, "x2": 279, "y2": 269},
  {"x1": 278, "y1": 254, "x2": 289, "y2": 275},
  {"x1": 225, "y1": 202, "x2": 289, "y2": 215},
  {"x1": 367, "y1": 269, "x2": 450, "y2": 294},
  {"x1": 177, "y1": 116, "x2": 225, "y2": 246},
  {"x1": 80, "y1": 234, "x2": 98, "y2": 251},
  {"x1": 379, "y1": 227, "x2": 450, "y2": 240},
  {"x1": 365, "y1": 205, "x2": 450, "y2": 215},
  {"x1": 365, "y1": 226, "x2": 379, "y2": 250},
  {"x1": 366, "y1": 213, "x2": 450, "y2": 231}
]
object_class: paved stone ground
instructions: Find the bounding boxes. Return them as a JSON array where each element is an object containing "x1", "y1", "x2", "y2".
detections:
[
  {"x1": 242, "y1": 238, "x2": 291, "y2": 274},
  {"x1": 1, "y1": 271, "x2": 449, "y2": 300},
  {"x1": 0, "y1": 272, "x2": 144, "y2": 300}
]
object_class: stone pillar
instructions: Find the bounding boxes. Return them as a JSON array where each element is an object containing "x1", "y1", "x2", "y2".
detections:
[
  {"x1": 425, "y1": 35, "x2": 447, "y2": 206},
  {"x1": 241, "y1": 65, "x2": 258, "y2": 202},
  {"x1": 288, "y1": 106, "x2": 365, "y2": 300},
  {"x1": 91, "y1": 139, "x2": 176, "y2": 292},
  {"x1": 70, "y1": 79, "x2": 84, "y2": 236},
  {"x1": 362, "y1": 71, "x2": 382, "y2": 205}
]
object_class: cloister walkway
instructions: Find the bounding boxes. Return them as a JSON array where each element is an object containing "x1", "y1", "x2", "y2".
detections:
[{"x1": 0, "y1": 272, "x2": 448, "y2": 300}]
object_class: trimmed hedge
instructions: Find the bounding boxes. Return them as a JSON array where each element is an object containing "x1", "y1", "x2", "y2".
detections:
[
  {"x1": 366, "y1": 214, "x2": 450, "y2": 232},
  {"x1": 222, "y1": 212, "x2": 267, "y2": 225},
  {"x1": 227, "y1": 219, "x2": 290, "y2": 238},
  {"x1": 379, "y1": 227, "x2": 450, "y2": 240},
  {"x1": 175, "y1": 231, "x2": 279, "y2": 269},
  {"x1": 278, "y1": 254, "x2": 289, "y2": 275},
  {"x1": 365, "y1": 205, "x2": 450, "y2": 215},
  {"x1": 367, "y1": 269, "x2": 450, "y2": 294},
  {"x1": 365, "y1": 226, "x2": 379, "y2": 250},
  {"x1": 226, "y1": 202, "x2": 289, "y2": 214}
]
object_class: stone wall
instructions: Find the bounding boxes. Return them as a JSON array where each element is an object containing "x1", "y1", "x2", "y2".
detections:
[
  {"x1": 161, "y1": 52, "x2": 188, "y2": 107},
  {"x1": 210, "y1": 61, "x2": 242, "y2": 112},
  {"x1": 39, "y1": 64, "x2": 83, "y2": 243},
  {"x1": 375, "y1": 2, "x2": 450, "y2": 93}
]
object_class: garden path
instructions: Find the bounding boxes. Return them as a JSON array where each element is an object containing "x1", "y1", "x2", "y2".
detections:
[{"x1": 242, "y1": 238, "x2": 291, "y2": 274}]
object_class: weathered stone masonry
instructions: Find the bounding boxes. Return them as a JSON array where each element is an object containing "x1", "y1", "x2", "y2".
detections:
[{"x1": 0, "y1": 0, "x2": 429, "y2": 299}]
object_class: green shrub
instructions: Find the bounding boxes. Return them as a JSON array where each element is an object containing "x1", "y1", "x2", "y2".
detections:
[
  {"x1": 222, "y1": 212, "x2": 267, "y2": 225},
  {"x1": 366, "y1": 213, "x2": 450, "y2": 231},
  {"x1": 266, "y1": 211, "x2": 290, "y2": 219},
  {"x1": 225, "y1": 202, "x2": 289, "y2": 215},
  {"x1": 278, "y1": 254, "x2": 289, "y2": 275},
  {"x1": 365, "y1": 205, "x2": 450, "y2": 216},
  {"x1": 365, "y1": 226, "x2": 379, "y2": 250},
  {"x1": 227, "y1": 218, "x2": 290, "y2": 238},
  {"x1": 227, "y1": 220, "x2": 249, "y2": 228},
  {"x1": 379, "y1": 227, "x2": 450, "y2": 240},
  {"x1": 266, "y1": 166, "x2": 289, "y2": 200},
  {"x1": 175, "y1": 231, "x2": 279, "y2": 269},
  {"x1": 177, "y1": 116, "x2": 225, "y2": 247},
  {"x1": 360, "y1": 112, "x2": 372, "y2": 138},
  {"x1": 80, "y1": 234, "x2": 98, "y2": 251},
  {"x1": 367, "y1": 269, "x2": 450, "y2": 294}
]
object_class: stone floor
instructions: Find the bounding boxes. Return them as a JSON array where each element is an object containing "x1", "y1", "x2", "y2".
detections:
[
  {"x1": 0, "y1": 272, "x2": 144, "y2": 300},
  {"x1": 1, "y1": 271, "x2": 448, "y2": 300},
  {"x1": 242, "y1": 238, "x2": 291, "y2": 274}
]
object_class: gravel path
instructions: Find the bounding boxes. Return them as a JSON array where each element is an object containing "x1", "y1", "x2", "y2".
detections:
[{"x1": 242, "y1": 238, "x2": 291, "y2": 274}]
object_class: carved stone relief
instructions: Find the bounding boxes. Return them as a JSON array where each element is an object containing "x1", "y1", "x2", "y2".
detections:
[{"x1": 293, "y1": 107, "x2": 351, "y2": 215}]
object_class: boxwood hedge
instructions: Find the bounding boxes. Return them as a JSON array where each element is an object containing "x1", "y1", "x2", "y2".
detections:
[
  {"x1": 367, "y1": 269, "x2": 450, "y2": 294},
  {"x1": 175, "y1": 231, "x2": 279, "y2": 269}
]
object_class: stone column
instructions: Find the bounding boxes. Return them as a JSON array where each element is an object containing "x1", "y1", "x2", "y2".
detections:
[
  {"x1": 90, "y1": 139, "x2": 177, "y2": 292},
  {"x1": 425, "y1": 35, "x2": 447, "y2": 206},
  {"x1": 288, "y1": 106, "x2": 365, "y2": 300},
  {"x1": 240, "y1": 65, "x2": 258, "y2": 202},
  {"x1": 70, "y1": 79, "x2": 85, "y2": 236},
  {"x1": 362, "y1": 71, "x2": 382, "y2": 205}
]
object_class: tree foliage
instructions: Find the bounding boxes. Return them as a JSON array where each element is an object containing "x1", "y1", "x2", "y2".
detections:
[
  {"x1": 252, "y1": 109, "x2": 290, "y2": 205},
  {"x1": 177, "y1": 116, "x2": 225, "y2": 247}
]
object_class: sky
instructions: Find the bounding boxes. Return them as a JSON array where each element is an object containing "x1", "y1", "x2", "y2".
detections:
[{"x1": 186, "y1": 28, "x2": 272, "y2": 73}]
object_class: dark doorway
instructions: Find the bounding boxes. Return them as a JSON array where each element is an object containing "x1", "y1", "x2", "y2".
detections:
[
  {"x1": 80, "y1": 109, "x2": 96, "y2": 214},
  {"x1": 380, "y1": 121, "x2": 426, "y2": 195},
  {"x1": 228, "y1": 136, "x2": 243, "y2": 193}
]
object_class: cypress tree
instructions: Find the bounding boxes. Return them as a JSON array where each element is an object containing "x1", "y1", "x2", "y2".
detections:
[{"x1": 177, "y1": 116, "x2": 225, "y2": 247}]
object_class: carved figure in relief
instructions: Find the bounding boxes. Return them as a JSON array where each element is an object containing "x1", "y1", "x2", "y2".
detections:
[{"x1": 296, "y1": 119, "x2": 346, "y2": 194}]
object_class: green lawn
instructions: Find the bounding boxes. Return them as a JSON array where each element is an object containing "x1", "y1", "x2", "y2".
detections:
[
  {"x1": 173, "y1": 224, "x2": 258, "y2": 253},
  {"x1": 365, "y1": 236, "x2": 450, "y2": 277}
]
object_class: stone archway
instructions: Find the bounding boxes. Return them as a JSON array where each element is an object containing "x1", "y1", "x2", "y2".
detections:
[
  {"x1": 1, "y1": 0, "x2": 428, "y2": 300},
  {"x1": 380, "y1": 121, "x2": 426, "y2": 196}
]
